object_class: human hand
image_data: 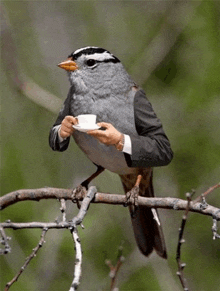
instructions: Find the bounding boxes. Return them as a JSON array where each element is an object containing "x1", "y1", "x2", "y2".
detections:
[
  {"x1": 87, "y1": 122, "x2": 122, "y2": 146},
  {"x1": 59, "y1": 115, "x2": 78, "y2": 139}
]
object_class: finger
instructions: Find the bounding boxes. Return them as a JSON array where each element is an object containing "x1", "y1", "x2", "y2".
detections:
[
  {"x1": 60, "y1": 131, "x2": 70, "y2": 139},
  {"x1": 61, "y1": 121, "x2": 74, "y2": 132},
  {"x1": 65, "y1": 115, "x2": 78, "y2": 125},
  {"x1": 62, "y1": 124, "x2": 74, "y2": 133},
  {"x1": 62, "y1": 117, "x2": 78, "y2": 129},
  {"x1": 87, "y1": 129, "x2": 106, "y2": 137},
  {"x1": 60, "y1": 128, "x2": 74, "y2": 138},
  {"x1": 60, "y1": 123, "x2": 74, "y2": 137},
  {"x1": 96, "y1": 122, "x2": 110, "y2": 128}
]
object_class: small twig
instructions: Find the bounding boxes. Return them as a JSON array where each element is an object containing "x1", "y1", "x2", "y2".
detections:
[
  {"x1": 5, "y1": 228, "x2": 48, "y2": 290},
  {"x1": 71, "y1": 186, "x2": 97, "y2": 226},
  {"x1": 68, "y1": 186, "x2": 97, "y2": 290},
  {"x1": 176, "y1": 192, "x2": 194, "y2": 291},
  {"x1": 0, "y1": 226, "x2": 11, "y2": 255},
  {"x1": 212, "y1": 213, "x2": 220, "y2": 240},
  {"x1": 69, "y1": 227, "x2": 82, "y2": 291},
  {"x1": 0, "y1": 221, "x2": 74, "y2": 230},
  {"x1": 194, "y1": 183, "x2": 220, "y2": 203},
  {"x1": 199, "y1": 194, "x2": 209, "y2": 210},
  {"x1": 60, "y1": 198, "x2": 67, "y2": 222},
  {"x1": 106, "y1": 242, "x2": 125, "y2": 290}
]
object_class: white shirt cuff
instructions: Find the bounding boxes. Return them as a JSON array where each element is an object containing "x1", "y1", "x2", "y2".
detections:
[
  {"x1": 122, "y1": 134, "x2": 132, "y2": 155},
  {"x1": 56, "y1": 125, "x2": 66, "y2": 142}
]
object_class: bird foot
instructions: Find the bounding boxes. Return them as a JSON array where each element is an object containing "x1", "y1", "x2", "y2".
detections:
[
  {"x1": 125, "y1": 185, "x2": 139, "y2": 217},
  {"x1": 72, "y1": 185, "x2": 87, "y2": 209}
]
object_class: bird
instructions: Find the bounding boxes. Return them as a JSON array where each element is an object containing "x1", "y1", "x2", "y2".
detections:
[{"x1": 49, "y1": 46, "x2": 173, "y2": 258}]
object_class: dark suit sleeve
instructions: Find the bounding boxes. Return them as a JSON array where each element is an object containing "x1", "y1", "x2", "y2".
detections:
[
  {"x1": 49, "y1": 86, "x2": 74, "y2": 152},
  {"x1": 124, "y1": 89, "x2": 173, "y2": 168}
]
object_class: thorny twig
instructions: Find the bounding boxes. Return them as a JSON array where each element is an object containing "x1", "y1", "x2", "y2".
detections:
[
  {"x1": 212, "y1": 213, "x2": 220, "y2": 240},
  {"x1": 71, "y1": 186, "x2": 97, "y2": 227},
  {"x1": 193, "y1": 182, "x2": 220, "y2": 203},
  {"x1": 176, "y1": 191, "x2": 194, "y2": 291},
  {"x1": 193, "y1": 183, "x2": 220, "y2": 241},
  {"x1": 69, "y1": 228, "x2": 82, "y2": 291},
  {"x1": 0, "y1": 226, "x2": 11, "y2": 255},
  {"x1": 106, "y1": 242, "x2": 125, "y2": 291},
  {"x1": 2, "y1": 187, "x2": 97, "y2": 291},
  {"x1": 60, "y1": 198, "x2": 67, "y2": 222},
  {"x1": 5, "y1": 228, "x2": 48, "y2": 291},
  {"x1": 69, "y1": 186, "x2": 97, "y2": 290}
]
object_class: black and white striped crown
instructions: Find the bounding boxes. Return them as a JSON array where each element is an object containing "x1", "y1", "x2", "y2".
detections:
[{"x1": 68, "y1": 47, "x2": 120, "y2": 64}]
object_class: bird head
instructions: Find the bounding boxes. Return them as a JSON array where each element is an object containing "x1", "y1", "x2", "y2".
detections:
[{"x1": 58, "y1": 46, "x2": 134, "y2": 94}]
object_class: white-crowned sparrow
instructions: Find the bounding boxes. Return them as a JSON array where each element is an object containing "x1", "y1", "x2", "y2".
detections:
[{"x1": 49, "y1": 47, "x2": 173, "y2": 258}]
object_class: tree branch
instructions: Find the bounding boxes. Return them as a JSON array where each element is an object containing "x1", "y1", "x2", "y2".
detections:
[
  {"x1": 2, "y1": 187, "x2": 97, "y2": 291},
  {"x1": 0, "y1": 226, "x2": 11, "y2": 255},
  {"x1": 1, "y1": 184, "x2": 219, "y2": 291},
  {"x1": 5, "y1": 228, "x2": 48, "y2": 291},
  {"x1": 130, "y1": 1, "x2": 202, "y2": 84},
  {"x1": 1, "y1": 7, "x2": 63, "y2": 114},
  {"x1": 193, "y1": 183, "x2": 220, "y2": 203},
  {"x1": 69, "y1": 186, "x2": 97, "y2": 290},
  {"x1": 176, "y1": 192, "x2": 193, "y2": 291},
  {"x1": 69, "y1": 227, "x2": 82, "y2": 291},
  {"x1": 1, "y1": 186, "x2": 220, "y2": 219},
  {"x1": 106, "y1": 242, "x2": 125, "y2": 291}
]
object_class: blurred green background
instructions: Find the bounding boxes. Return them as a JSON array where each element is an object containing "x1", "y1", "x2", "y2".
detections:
[{"x1": 1, "y1": 1, "x2": 220, "y2": 290}]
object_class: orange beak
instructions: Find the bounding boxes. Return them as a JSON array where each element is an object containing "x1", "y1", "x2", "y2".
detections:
[{"x1": 57, "y1": 57, "x2": 78, "y2": 71}]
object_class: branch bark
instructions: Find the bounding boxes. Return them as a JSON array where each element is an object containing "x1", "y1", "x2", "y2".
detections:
[
  {"x1": 5, "y1": 228, "x2": 48, "y2": 291},
  {"x1": 1, "y1": 184, "x2": 219, "y2": 291},
  {"x1": 176, "y1": 192, "x2": 193, "y2": 291},
  {"x1": 1, "y1": 186, "x2": 220, "y2": 219}
]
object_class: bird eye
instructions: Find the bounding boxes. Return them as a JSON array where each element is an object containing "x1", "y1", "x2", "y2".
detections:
[{"x1": 86, "y1": 59, "x2": 97, "y2": 67}]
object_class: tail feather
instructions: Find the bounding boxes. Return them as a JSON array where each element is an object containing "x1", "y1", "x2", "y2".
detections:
[{"x1": 120, "y1": 169, "x2": 167, "y2": 259}]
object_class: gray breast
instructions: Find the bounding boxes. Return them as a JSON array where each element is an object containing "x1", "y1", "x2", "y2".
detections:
[
  {"x1": 71, "y1": 88, "x2": 138, "y2": 174},
  {"x1": 72, "y1": 132, "x2": 135, "y2": 174}
]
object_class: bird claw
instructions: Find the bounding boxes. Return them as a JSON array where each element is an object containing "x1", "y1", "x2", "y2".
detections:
[
  {"x1": 124, "y1": 185, "x2": 139, "y2": 217},
  {"x1": 72, "y1": 185, "x2": 87, "y2": 209}
]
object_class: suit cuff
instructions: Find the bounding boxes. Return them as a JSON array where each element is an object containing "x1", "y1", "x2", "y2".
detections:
[{"x1": 122, "y1": 134, "x2": 132, "y2": 155}]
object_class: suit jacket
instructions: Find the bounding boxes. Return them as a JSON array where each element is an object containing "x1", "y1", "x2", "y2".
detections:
[{"x1": 49, "y1": 88, "x2": 173, "y2": 168}]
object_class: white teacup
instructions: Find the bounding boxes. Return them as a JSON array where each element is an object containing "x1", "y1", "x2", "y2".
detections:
[{"x1": 77, "y1": 114, "x2": 97, "y2": 125}]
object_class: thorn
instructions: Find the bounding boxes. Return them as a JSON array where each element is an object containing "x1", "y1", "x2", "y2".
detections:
[
  {"x1": 181, "y1": 263, "x2": 186, "y2": 269},
  {"x1": 118, "y1": 245, "x2": 123, "y2": 251},
  {"x1": 186, "y1": 192, "x2": 191, "y2": 198},
  {"x1": 105, "y1": 259, "x2": 111, "y2": 266},
  {"x1": 120, "y1": 256, "x2": 125, "y2": 262}
]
